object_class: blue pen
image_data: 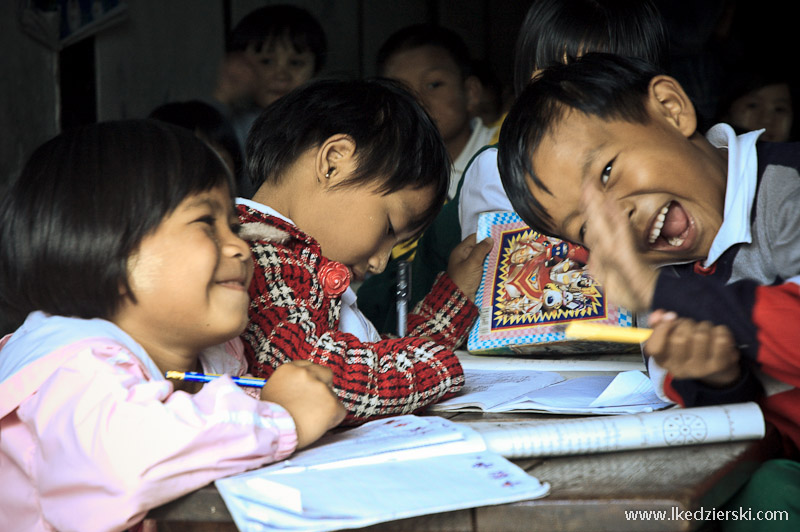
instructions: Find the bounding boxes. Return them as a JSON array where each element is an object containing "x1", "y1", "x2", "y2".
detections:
[{"x1": 165, "y1": 370, "x2": 266, "y2": 388}]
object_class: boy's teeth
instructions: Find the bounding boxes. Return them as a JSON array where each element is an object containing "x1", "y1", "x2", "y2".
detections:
[
  {"x1": 648, "y1": 204, "x2": 671, "y2": 243},
  {"x1": 667, "y1": 236, "x2": 685, "y2": 247}
]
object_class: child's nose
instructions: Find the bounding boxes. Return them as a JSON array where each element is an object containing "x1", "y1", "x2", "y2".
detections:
[
  {"x1": 224, "y1": 231, "x2": 252, "y2": 261},
  {"x1": 367, "y1": 247, "x2": 392, "y2": 275}
]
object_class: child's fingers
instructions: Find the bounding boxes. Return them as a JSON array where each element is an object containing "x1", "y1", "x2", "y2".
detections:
[
  {"x1": 450, "y1": 234, "x2": 491, "y2": 262},
  {"x1": 304, "y1": 362, "x2": 335, "y2": 386},
  {"x1": 646, "y1": 318, "x2": 741, "y2": 386},
  {"x1": 643, "y1": 317, "x2": 681, "y2": 363},
  {"x1": 447, "y1": 235, "x2": 493, "y2": 302},
  {"x1": 469, "y1": 236, "x2": 493, "y2": 261},
  {"x1": 646, "y1": 309, "x2": 678, "y2": 327},
  {"x1": 702, "y1": 325, "x2": 741, "y2": 387}
]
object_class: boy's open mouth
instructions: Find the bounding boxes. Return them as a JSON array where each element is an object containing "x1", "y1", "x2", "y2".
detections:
[{"x1": 646, "y1": 201, "x2": 693, "y2": 250}]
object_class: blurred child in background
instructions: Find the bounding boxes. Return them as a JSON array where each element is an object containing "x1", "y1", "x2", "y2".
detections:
[{"x1": 212, "y1": 4, "x2": 327, "y2": 147}]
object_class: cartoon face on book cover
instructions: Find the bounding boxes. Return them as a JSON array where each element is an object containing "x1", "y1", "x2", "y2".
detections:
[{"x1": 468, "y1": 212, "x2": 634, "y2": 354}]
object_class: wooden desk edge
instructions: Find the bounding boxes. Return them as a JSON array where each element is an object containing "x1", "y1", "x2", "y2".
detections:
[{"x1": 149, "y1": 429, "x2": 781, "y2": 532}]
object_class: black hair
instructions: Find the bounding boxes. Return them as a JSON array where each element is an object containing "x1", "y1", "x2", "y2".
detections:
[
  {"x1": 376, "y1": 23, "x2": 473, "y2": 80},
  {"x1": 148, "y1": 100, "x2": 247, "y2": 195},
  {"x1": 246, "y1": 78, "x2": 450, "y2": 238},
  {"x1": 513, "y1": 0, "x2": 669, "y2": 95},
  {"x1": 498, "y1": 53, "x2": 660, "y2": 239},
  {"x1": 0, "y1": 119, "x2": 233, "y2": 324},
  {"x1": 227, "y1": 4, "x2": 327, "y2": 74}
]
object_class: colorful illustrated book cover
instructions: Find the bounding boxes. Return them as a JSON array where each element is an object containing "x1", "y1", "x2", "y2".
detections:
[{"x1": 467, "y1": 212, "x2": 636, "y2": 354}]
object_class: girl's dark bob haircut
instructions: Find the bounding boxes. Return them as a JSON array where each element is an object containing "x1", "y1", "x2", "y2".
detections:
[{"x1": 0, "y1": 119, "x2": 233, "y2": 324}]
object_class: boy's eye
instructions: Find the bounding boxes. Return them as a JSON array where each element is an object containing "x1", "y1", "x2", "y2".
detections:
[
  {"x1": 579, "y1": 223, "x2": 587, "y2": 243},
  {"x1": 289, "y1": 59, "x2": 307, "y2": 68},
  {"x1": 426, "y1": 81, "x2": 444, "y2": 90},
  {"x1": 600, "y1": 160, "x2": 613, "y2": 186},
  {"x1": 198, "y1": 215, "x2": 216, "y2": 226}
]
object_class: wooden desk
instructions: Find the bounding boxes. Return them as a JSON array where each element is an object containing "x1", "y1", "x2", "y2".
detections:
[{"x1": 149, "y1": 414, "x2": 779, "y2": 532}]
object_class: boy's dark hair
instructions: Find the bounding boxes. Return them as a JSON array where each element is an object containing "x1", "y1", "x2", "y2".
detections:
[
  {"x1": 0, "y1": 119, "x2": 233, "y2": 323},
  {"x1": 149, "y1": 99, "x2": 244, "y2": 189},
  {"x1": 513, "y1": 0, "x2": 669, "y2": 95},
  {"x1": 376, "y1": 23, "x2": 472, "y2": 80},
  {"x1": 498, "y1": 53, "x2": 661, "y2": 238},
  {"x1": 246, "y1": 78, "x2": 450, "y2": 238},
  {"x1": 227, "y1": 4, "x2": 327, "y2": 74}
]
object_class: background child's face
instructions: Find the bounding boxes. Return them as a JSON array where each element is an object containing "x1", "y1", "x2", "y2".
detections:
[
  {"x1": 727, "y1": 82, "x2": 793, "y2": 142},
  {"x1": 246, "y1": 38, "x2": 316, "y2": 108},
  {"x1": 530, "y1": 109, "x2": 727, "y2": 267},
  {"x1": 296, "y1": 181, "x2": 436, "y2": 283},
  {"x1": 382, "y1": 45, "x2": 473, "y2": 145},
  {"x1": 112, "y1": 183, "x2": 253, "y2": 355}
]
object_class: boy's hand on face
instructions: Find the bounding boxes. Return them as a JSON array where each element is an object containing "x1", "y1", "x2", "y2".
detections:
[
  {"x1": 260, "y1": 360, "x2": 346, "y2": 449},
  {"x1": 645, "y1": 310, "x2": 742, "y2": 388},
  {"x1": 447, "y1": 234, "x2": 493, "y2": 302},
  {"x1": 214, "y1": 52, "x2": 258, "y2": 106},
  {"x1": 581, "y1": 185, "x2": 658, "y2": 312}
]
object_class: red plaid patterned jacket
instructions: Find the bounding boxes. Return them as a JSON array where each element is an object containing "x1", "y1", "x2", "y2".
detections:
[{"x1": 237, "y1": 205, "x2": 476, "y2": 424}]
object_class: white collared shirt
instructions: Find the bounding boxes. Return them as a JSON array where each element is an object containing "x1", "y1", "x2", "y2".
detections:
[{"x1": 702, "y1": 124, "x2": 763, "y2": 267}]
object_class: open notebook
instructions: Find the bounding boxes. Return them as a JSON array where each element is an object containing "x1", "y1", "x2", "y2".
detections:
[
  {"x1": 215, "y1": 404, "x2": 764, "y2": 531},
  {"x1": 215, "y1": 415, "x2": 549, "y2": 532}
]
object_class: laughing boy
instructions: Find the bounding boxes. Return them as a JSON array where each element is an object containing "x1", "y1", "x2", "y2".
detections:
[{"x1": 497, "y1": 53, "x2": 800, "y2": 457}]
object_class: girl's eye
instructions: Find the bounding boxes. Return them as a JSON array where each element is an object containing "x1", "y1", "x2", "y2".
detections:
[
  {"x1": 387, "y1": 221, "x2": 395, "y2": 237},
  {"x1": 196, "y1": 215, "x2": 216, "y2": 228},
  {"x1": 601, "y1": 160, "x2": 613, "y2": 186},
  {"x1": 426, "y1": 81, "x2": 443, "y2": 90},
  {"x1": 579, "y1": 223, "x2": 587, "y2": 243}
]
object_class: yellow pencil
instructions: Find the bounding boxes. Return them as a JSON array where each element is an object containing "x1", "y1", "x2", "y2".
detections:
[{"x1": 564, "y1": 322, "x2": 652, "y2": 344}]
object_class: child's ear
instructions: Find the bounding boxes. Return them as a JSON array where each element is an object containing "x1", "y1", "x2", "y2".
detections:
[
  {"x1": 648, "y1": 75, "x2": 697, "y2": 138},
  {"x1": 316, "y1": 134, "x2": 357, "y2": 186}
]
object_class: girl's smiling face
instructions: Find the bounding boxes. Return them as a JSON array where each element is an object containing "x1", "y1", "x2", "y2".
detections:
[
  {"x1": 528, "y1": 77, "x2": 729, "y2": 267},
  {"x1": 112, "y1": 183, "x2": 253, "y2": 365}
]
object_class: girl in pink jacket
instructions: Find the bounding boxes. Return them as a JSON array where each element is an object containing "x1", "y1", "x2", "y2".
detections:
[{"x1": 0, "y1": 120, "x2": 345, "y2": 532}]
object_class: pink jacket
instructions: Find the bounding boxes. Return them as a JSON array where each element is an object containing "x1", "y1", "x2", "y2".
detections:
[{"x1": 0, "y1": 312, "x2": 297, "y2": 532}]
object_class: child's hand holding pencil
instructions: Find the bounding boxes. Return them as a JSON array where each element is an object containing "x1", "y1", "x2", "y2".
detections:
[{"x1": 566, "y1": 311, "x2": 742, "y2": 388}]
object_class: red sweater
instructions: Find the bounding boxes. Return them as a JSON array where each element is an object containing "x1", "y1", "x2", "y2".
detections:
[{"x1": 237, "y1": 205, "x2": 477, "y2": 424}]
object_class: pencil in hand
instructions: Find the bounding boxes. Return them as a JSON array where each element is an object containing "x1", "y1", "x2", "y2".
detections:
[
  {"x1": 165, "y1": 370, "x2": 267, "y2": 388},
  {"x1": 563, "y1": 322, "x2": 652, "y2": 344}
]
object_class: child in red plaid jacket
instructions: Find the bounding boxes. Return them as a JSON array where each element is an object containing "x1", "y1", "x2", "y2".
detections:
[{"x1": 238, "y1": 78, "x2": 492, "y2": 424}]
